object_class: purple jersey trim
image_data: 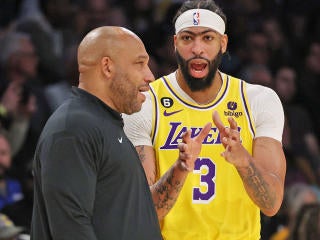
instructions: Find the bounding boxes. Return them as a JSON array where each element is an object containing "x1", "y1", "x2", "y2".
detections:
[
  {"x1": 162, "y1": 76, "x2": 229, "y2": 109},
  {"x1": 241, "y1": 80, "x2": 255, "y2": 136},
  {"x1": 149, "y1": 87, "x2": 158, "y2": 144}
]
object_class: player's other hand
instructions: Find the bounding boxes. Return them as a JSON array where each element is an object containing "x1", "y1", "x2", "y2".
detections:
[
  {"x1": 177, "y1": 122, "x2": 212, "y2": 171},
  {"x1": 212, "y1": 111, "x2": 250, "y2": 168}
]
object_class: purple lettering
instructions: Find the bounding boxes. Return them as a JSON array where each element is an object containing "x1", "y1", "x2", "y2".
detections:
[
  {"x1": 159, "y1": 122, "x2": 242, "y2": 149},
  {"x1": 160, "y1": 122, "x2": 184, "y2": 149}
]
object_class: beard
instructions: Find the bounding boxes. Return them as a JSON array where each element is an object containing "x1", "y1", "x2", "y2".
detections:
[
  {"x1": 175, "y1": 49, "x2": 223, "y2": 91},
  {"x1": 110, "y1": 71, "x2": 142, "y2": 115}
]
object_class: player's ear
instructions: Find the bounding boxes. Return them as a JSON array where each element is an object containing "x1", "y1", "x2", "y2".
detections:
[
  {"x1": 173, "y1": 35, "x2": 178, "y2": 50},
  {"x1": 221, "y1": 34, "x2": 228, "y2": 54},
  {"x1": 101, "y1": 56, "x2": 113, "y2": 78}
]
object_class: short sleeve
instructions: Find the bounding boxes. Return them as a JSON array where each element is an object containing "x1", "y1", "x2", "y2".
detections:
[
  {"x1": 123, "y1": 92, "x2": 153, "y2": 146},
  {"x1": 247, "y1": 84, "x2": 285, "y2": 142}
]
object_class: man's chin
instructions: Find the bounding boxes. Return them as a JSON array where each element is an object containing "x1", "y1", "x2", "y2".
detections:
[{"x1": 126, "y1": 105, "x2": 142, "y2": 115}]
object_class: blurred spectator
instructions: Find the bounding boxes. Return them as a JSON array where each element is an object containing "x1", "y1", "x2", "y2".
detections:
[
  {"x1": 0, "y1": 31, "x2": 38, "y2": 85},
  {"x1": 0, "y1": 31, "x2": 38, "y2": 156},
  {"x1": 236, "y1": 30, "x2": 274, "y2": 82},
  {"x1": 283, "y1": 11, "x2": 310, "y2": 66},
  {"x1": 297, "y1": 41, "x2": 320, "y2": 140},
  {"x1": 0, "y1": 80, "x2": 22, "y2": 131},
  {"x1": 267, "y1": 183, "x2": 318, "y2": 240},
  {"x1": 108, "y1": 6, "x2": 130, "y2": 28},
  {"x1": 274, "y1": 66, "x2": 320, "y2": 187},
  {"x1": 152, "y1": 34, "x2": 176, "y2": 77},
  {"x1": 44, "y1": 44, "x2": 78, "y2": 113},
  {"x1": 80, "y1": 0, "x2": 110, "y2": 30},
  {"x1": 146, "y1": 2, "x2": 179, "y2": 77},
  {"x1": 0, "y1": 80, "x2": 36, "y2": 158},
  {"x1": 0, "y1": 129, "x2": 23, "y2": 211},
  {"x1": 241, "y1": 63, "x2": 273, "y2": 88},
  {"x1": 261, "y1": 17, "x2": 293, "y2": 72},
  {"x1": 0, "y1": 213, "x2": 27, "y2": 240},
  {"x1": 0, "y1": 30, "x2": 50, "y2": 179},
  {"x1": 243, "y1": 31, "x2": 270, "y2": 67},
  {"x1": 124, "y1": 0, "x2": 156, "y2": 35},
  {"x1": 289, "y1": 202, "x2": 320, "y2": 240},
  {"x1": 2, "y1": 163, "x2": 33, "y2": 234},
  {"x1": 15, "y1": 0, "x2": 77, "y2": 84}
]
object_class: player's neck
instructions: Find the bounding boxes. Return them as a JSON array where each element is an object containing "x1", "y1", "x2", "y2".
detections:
[{"x1": 175, "y1": 70, "x2": 222, "y2": 105}]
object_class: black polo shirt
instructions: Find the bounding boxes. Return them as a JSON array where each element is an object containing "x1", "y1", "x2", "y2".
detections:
[{"x1": 31, "y1": 87, "x2": 162, "y2": 240}]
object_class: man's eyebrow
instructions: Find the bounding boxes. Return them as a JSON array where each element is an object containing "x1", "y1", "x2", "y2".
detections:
[
  {"x1": 137, "y1": 55, "x2": 149, "y2": 60},
  {"x1": 180, "y1": 29, "x2": 218, "y2": 36}
]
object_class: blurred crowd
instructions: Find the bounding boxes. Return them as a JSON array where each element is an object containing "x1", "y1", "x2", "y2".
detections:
[{"x1": 0, "y1": 0, "x2": 319, "y2": 239}]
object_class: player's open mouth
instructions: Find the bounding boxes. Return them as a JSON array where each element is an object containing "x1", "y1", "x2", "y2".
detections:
[
  {"x1": 191, "y1": 63, "x2": 207, "y2": 72},
  {"x1": 189, "y1": 61, "x2": 208, "y2": 77}
]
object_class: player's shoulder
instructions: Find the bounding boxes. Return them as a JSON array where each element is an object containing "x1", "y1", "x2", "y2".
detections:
[
  {"x1": 221, "y1": 71, "x2": 278, "y2": 99},
  {"x1": 245, "y1": 82, "x2": 279, "y2": 100}
]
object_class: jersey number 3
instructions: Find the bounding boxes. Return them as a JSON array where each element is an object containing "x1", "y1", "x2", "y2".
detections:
[{"x1": 192, "y1": 157, "x2": 216, "y2": 203}]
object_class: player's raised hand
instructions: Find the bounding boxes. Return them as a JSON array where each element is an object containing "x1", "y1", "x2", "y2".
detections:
[
  {"x1": 212, "y1": 111, "x2": 251, "y2": 168},
  {"x1": 177, "y1": 122, "x2": 212, "y2": 171}
]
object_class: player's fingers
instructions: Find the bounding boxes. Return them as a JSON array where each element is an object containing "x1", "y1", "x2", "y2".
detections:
[
  {"x1": 182, "y1": 129, "x2": 191, "y2": 143},
  {"x1": 221, "y1": 136, "x2": 233, "y2": 146},
  {"x1": 224, "y1": 127, "x2": 230, "y2": 135},
  {"x1": 212, "y1": 111, "x2": 225, "y2": 132},
  {"x1": 179, "y1": 152, "x2": 188, "y2": 160},
  {"x1": 221, "y1": 145, "x2": 230, "y2": 158},
  {"x1": 229, "y1": 128, "x2": 241, "y2": 142},
  {"x1": 178, "y1": 142, "x2": 187, "y2": 152},
  {"x1": 228, "y1": 117, "x2": 238, "y2": 130},
  {"x1": 222, "y1": 132, "x2": 239, "y2": 146},
  {"x1": 195, "y1": 122, "x2": 212, "y2": 143}
]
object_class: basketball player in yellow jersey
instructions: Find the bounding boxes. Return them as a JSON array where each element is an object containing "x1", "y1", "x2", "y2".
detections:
[{"x1": 123, "y1": 0, "x2": 287, "y2": 239}]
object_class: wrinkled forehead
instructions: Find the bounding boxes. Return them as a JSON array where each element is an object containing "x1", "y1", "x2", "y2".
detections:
[{"x1": 175, "y1": 9, "x2": 225, "y2": 35}]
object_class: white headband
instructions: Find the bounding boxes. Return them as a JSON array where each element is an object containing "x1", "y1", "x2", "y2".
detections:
[{"x1": 175, "y1": 9, "x2": 225, "y2": 35}]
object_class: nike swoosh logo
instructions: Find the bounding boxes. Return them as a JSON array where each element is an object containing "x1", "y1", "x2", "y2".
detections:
[
  {"x1": 118, "y1": 137, "x2": 123, "y2": 143},
  {"x1": 163, "y1": 109, "x2": 183, "y2": 116}
]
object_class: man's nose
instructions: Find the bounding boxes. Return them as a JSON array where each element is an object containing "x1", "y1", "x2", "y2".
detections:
[
  {"x1": 191, "y1": 39, "x2": 204, "y2": 56},
  {"x1": 145, "y1": 66, "x2": 155, "y2": 83}
]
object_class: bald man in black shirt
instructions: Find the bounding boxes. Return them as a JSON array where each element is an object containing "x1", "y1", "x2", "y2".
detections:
[{"x1": 31, "y1": 26, "x2": 211, "y2": 240}]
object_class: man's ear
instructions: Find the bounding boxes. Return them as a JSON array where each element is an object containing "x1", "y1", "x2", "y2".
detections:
[
  {"x1": 173, "y1": 35, "x2": 177, "y2": 50},
  {"x1": 221, "y1": 34, "x2": 228, "y2": 54},
  {"x1": 101, "y1": 56, "x2": 113, "y2": 78}
]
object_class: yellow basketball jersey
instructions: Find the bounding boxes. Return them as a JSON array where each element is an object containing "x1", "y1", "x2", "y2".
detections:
[{"x1": 150, "y1": 73, "x2": 260, "y2": 240}]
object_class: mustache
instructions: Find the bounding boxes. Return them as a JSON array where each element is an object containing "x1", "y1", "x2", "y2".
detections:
[{"x1": 186, "y1": 56, "x2": 210, "y2": 64}]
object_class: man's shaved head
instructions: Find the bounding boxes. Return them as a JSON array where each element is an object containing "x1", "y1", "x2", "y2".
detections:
[
  {"x1": 78, "y1": 26, "x2": 141, "y2": 72},
  {"x1": 75, "y1": 26, "x2": 153, "y2": 114}
]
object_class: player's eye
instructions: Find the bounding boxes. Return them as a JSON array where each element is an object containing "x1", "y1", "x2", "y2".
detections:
[
  {"x1": 181, "y1": 35, "x2": 192, "y2": 41},
  {"x1": 204, "y1": 35, "x2": 214, "y2": 41}
]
